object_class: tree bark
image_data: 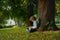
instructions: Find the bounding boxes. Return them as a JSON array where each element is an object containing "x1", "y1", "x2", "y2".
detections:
[
  {"x1": 26, "y1": 0, "x2": 34, "y2": 26},
  {"x1": 38, "y1": 0, "x2": 59, "y2": 31}
]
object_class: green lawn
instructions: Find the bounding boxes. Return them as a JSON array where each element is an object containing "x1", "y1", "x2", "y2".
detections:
[{"x1": 0, "y1": 26, "x2": 60, "y2": 40}]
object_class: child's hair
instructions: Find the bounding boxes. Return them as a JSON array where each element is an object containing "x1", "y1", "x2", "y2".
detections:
[{"x1": 29, "y1": 16, "x2": 36, "y2": 21}]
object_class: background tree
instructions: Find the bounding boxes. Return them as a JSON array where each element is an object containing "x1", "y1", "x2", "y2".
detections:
[
  {"x1": 25, "y1": 0, "x2": 37, "y2": 26},
  {"x1": 0, "y1": 0, "x2": 27, "y2": 27}
]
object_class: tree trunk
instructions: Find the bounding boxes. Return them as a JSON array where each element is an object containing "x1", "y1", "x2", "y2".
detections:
[
  {"x1": 38, "y1": 0, "x2": 59, "y2": 31},
  {"x1": 26, "y1": 0, "x2": 34, "y2": 26}
]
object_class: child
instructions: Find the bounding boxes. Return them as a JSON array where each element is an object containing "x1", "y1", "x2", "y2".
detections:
[{"x1": 26, "y1": 16, "x2": 37, "y2": 32}]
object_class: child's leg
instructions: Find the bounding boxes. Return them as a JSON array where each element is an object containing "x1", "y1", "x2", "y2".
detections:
[
  {"x1": 30, "y1": 28, "x2": 37, "y2": 32},
  {"x1": 26, "y1": 28, "x2": 37, "y2": 32},
  {"x1": 26, "y1": 27, "x2": 31, "y2": 32}
]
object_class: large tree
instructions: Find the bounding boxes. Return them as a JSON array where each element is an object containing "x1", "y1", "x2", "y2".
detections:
[{"x1": 38, "y1": 0, "x2": 59, "y2": 31}]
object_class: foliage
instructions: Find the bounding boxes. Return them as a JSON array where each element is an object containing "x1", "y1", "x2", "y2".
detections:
[
  {"x1": 55, "y1": 0, "x2": 60, "y2": 23},
  {"x1": 0, "y1": 0, "x2": 27, "y2": 23},
  {"x1": 0, "y1": 0, "x2": 60, "y2": 24}
]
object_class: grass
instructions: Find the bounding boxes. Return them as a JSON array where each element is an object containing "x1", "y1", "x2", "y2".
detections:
[{"x1": 0, "y1": 26, "x2": 60, "y2": 40}]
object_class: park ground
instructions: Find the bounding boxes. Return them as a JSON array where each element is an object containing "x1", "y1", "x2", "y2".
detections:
[{"x1": 0, "y1": 25, "x2": 60, "y2": 40}]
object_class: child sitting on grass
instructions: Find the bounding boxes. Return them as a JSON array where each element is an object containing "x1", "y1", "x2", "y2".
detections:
[{"x1": 26, "y1": 16, "x2": 37, "y2": 32}]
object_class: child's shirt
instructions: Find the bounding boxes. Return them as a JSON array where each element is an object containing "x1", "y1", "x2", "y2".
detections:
[{"x1": 32, "y1": 21, "x2": 37, "y2": 29}]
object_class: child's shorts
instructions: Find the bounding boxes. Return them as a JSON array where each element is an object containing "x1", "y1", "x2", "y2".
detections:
[{"x1": 26, "y1": 28, "x2": 37, "y2": 32}]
